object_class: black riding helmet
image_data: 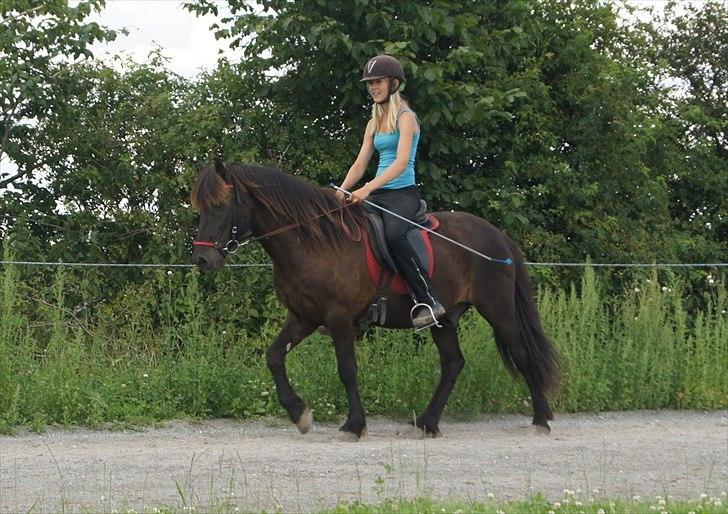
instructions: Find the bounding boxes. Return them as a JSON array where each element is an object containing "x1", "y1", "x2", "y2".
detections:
[{"x1": 360, "y1": 55, "x2": 405, "y2": 100}]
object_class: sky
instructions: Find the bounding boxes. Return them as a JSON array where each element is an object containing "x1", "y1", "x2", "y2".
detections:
[{"x1": 84, "y1": 0, "x2": 236, "y2": 78}]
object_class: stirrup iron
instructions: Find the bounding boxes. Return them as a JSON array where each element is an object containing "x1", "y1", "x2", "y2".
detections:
[{"x1": 410, "y1": 302, "x2": 443, "y2": 332}]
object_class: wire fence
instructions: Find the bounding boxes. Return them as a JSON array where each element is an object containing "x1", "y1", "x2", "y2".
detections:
[{"x1": 1, "y1": 260, "x2": 726, "y2": 269}]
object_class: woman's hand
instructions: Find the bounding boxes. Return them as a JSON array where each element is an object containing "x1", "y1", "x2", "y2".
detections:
[
  {"x1": 349, "y1": 185, "x2": 371, "y2": 204},
  {"x1": 335, "y1": 189, "x2": 347, "y2": 203}
]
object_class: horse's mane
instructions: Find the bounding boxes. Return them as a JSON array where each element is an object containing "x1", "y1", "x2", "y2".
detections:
[{"x1": 192, "y1": 162, "x2": 368, "y2": 248}]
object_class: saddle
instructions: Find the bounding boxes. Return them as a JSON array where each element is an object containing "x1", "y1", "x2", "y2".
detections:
[{"x1": 363, "y1": 200, "x2": 440, "y2": 298}]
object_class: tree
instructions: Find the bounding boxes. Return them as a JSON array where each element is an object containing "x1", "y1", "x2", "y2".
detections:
[
  {"x1": 641, "y1": 1, "x2": 728, "y2": 258},
  {"x1": 0, "y1": 0, "x2": 117, "y2": 188},
  {"x1": 184, "y1": 0, "x2": 680, "y2": 272}
]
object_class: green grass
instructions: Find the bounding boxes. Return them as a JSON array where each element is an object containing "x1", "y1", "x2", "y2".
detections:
[
  {"x1": 325, "y1": 495, "x2": 728, "y2": 514},
  {"x1": 24, "y1": 495, "x2": 728, "y2": 514},
  {"x1": 6, "y1": 494, "x2": 728, "y2": 514},
  {"x1": 0, "y1": 258, "x2": 726, "y2": 432}
]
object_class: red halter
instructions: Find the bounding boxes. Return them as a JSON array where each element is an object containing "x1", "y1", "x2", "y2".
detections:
[{"x1": 193, "y1": 183, "x2": 240, "y2": 252}]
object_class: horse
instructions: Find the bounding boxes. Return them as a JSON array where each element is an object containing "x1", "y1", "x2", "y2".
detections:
[{"x1": 191, "y1": 159, "x2": 559, "y2": 440}]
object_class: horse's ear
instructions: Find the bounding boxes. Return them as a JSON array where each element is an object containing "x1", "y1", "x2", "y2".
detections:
[{"x1": 213, "y1": 157, "x2": 227, "y2": 179}]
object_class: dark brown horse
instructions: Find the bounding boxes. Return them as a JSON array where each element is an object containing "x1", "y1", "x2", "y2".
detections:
[{"x1": 191, "y1": 159, "x2": 559, "y2": 440}]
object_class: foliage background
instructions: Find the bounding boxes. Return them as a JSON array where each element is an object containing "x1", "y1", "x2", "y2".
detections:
[
  {"x1": 1, "y1": 0, "x2": 725, "y2": 276},
  {"x1": 0, "y1": 0, "x2": 726, "y2": 427}
]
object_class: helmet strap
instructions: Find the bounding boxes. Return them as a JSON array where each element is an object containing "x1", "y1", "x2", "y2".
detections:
[{"x1": 373, "y1": 77, "x2": 399, "y2": 104}]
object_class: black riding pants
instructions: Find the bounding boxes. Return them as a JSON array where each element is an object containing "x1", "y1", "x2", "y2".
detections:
[{"x1": 368, "y1": 186, "x2": 438, "y2": 305}]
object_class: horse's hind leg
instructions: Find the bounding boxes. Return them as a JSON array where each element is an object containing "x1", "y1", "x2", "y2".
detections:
[
  {"x1": 475, "y1": 301, "x2": 554, "y2": 432},
  {"x1": 266, "y1": 312, "x2": 317, "y2": 434},
  {"x1": 412, "y1": 320, "x2": 465, "y2": 436}
]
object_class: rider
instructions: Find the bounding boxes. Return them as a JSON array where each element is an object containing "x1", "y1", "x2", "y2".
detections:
[{"x1": 338, "y1": 54, "x2": 445, "y2": 329}]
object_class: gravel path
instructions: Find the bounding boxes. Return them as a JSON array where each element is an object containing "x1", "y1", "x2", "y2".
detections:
[{"x1": 1, "y1": 410, "x2": 726, "y2": 513}]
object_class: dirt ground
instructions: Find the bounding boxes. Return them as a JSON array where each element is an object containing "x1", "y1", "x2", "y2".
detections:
[{"x1": 1, "y1": 410, "x2": 726, "y2": 513}]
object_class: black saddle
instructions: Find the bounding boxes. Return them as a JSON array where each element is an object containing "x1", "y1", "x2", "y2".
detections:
[{"x1": 364, "y1": 200, "x2": 436, "y2": 273}]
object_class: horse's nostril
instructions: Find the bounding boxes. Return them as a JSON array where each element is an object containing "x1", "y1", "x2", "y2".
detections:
[{"x1": 193, "y1": 255, "x2": 207, "y2": 268}]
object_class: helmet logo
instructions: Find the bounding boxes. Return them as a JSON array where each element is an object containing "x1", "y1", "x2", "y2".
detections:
[{"x1": 367, "y1": 59, "x2": 377, "y2": 74}]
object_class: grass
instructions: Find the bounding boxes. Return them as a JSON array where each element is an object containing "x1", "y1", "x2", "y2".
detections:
[
  {"x1": 0, "y1": 256, "x2": 726, "y2": 432},
  {"x1": 325, "y1": 495, "x2": 728, "y2": 514},
  {"x1": 4, "y1": 495, "x2": 727, "y2": 513}
]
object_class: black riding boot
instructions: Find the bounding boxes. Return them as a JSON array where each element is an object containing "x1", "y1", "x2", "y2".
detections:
[{"x1": 390, "y1": 244, "x2": 445, "y2": 330}]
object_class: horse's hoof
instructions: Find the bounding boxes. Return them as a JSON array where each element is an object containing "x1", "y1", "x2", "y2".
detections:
[
  {"x1": 295, "y1": 408, "x2": 313, "y2": 434},
  {"x1": 334, "y1": 430, "x2": 360, "y2": 442},
  {"x1": 531, "y1": 423, "x2": 551, "y2": 436},
  {"x1": 397, "y1": 425, "x2": 438, "y2": 439}
]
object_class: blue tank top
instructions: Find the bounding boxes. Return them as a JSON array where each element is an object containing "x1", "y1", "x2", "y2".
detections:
[{"x1": 373, "y1": 108, "x2": 420, "y2": 190}]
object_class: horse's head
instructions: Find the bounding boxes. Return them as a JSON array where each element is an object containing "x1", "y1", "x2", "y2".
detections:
[{"x1": 191, "y1": 158, "x2": 255, "y2": 272}]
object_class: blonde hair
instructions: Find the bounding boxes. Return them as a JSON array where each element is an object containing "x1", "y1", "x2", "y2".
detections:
[{"x1": 371, "y1": 87, "x2": 409, "y2": 134}]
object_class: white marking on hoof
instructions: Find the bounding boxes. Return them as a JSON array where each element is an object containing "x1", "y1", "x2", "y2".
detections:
[
  {"x1": 295, "y1": 408, "x2": 313, "y2": 434},
  {"x1": 334, "y1": 430, "x2": 360, "y2": 442},
  {"x1": 532, "y1": 424, "x2": 551, "y2": 436}
]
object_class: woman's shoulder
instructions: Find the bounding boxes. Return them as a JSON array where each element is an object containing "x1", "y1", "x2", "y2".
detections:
[
  {"x1": 396, "y1": 108, "x2": 419, "y2": 131},
  {"x1": 397, "y1": 107, "x2": 417, "y2": 117}
]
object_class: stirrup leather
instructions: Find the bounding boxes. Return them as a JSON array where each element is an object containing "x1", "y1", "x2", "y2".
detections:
[{"x1": 410, "y1": 302, "x2": 443, "y2": 332}]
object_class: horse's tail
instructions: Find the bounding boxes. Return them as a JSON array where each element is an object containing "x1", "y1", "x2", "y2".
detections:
[{"x1": 499, "y1": 236, "x2": 559, "y2": 394}]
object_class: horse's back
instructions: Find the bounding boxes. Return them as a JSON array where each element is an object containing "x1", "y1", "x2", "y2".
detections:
[
  {"x1": 427, "y1": 210, "x2": 517, "y2": 304},
  {"x1": 431, "y1": 210, "x2": 513, "y2": 263}
]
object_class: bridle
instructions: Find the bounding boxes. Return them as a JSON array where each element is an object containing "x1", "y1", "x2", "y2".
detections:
[
  {"x1": 193, "y1": 183, "x2": 248, "y2": 255},
  {"x1": 193, "y1": 183, "x2": 362, "y2": 256}
]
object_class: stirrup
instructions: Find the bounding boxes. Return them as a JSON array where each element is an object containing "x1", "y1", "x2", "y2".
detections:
[{"x1": 410, "y1": 302, "x2": 443, "y2": 332}]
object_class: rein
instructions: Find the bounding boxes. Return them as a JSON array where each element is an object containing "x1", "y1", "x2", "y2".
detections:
[{"x1": 193, "y1": 183, "x2": 361, "y2": 254}]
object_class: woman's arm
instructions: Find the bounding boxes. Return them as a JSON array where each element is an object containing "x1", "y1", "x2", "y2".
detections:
[{"x1": 349, "y1": 112, "x2": 418, "y2": 203}]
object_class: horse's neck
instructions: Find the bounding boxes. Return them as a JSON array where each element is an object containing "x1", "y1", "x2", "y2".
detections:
[{"x1": 252, "y1": 209, "x2": 305, "y2": 268}]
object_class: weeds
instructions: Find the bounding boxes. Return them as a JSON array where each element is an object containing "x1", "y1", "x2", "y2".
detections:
[{"x1": 0, "y1": 260, "x2": 726, "y2": 431}]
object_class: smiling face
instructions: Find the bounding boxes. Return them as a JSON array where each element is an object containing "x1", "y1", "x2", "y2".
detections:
[{"x1": 367, "y1": 77, "x2": 397, "y2": 103}]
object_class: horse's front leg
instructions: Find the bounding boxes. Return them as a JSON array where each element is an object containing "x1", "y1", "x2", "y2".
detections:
[
  {"x1": 412, "y1": 322, "x2": 465, "y2": 436},
  {"x1": 266, "y1": 312, "x2": 317, "y2": 434},
  {"x1": 328, "y1": 318, "x2": 367, "y2": 441}
]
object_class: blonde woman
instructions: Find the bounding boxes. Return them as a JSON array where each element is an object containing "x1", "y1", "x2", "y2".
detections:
[{"x1": 338, "y1": 54, "x2": 444, "y2": 329}]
